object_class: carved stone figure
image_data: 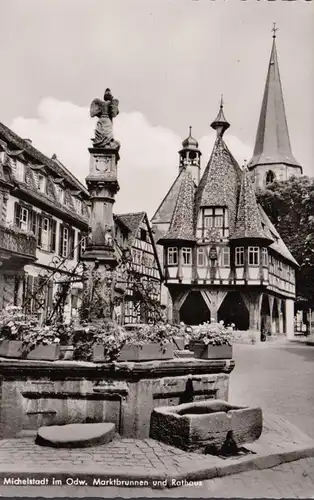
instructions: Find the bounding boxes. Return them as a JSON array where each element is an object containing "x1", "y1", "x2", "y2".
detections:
[{"x1": 90, "y1": 89, "x2": 120, "y2": 149}]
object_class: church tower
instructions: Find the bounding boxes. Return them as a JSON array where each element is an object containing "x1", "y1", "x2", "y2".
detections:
[
  {"x1": 178, "y1": 126, "x2": 201, "y2": 186},
  {"x1": 248, "y1": 25, "x2": 303, "y2": 188}
]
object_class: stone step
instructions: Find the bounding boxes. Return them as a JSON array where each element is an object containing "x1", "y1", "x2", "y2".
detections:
[{"x1": 35, "y1": 422, "x2": 115, "y2": 448}]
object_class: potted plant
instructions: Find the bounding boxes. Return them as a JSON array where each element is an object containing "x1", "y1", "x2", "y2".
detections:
[
  {"x1": 189, "y1": 321, "x2": 233, "y2": 360},
  {"x1": 23, "y1": 323, "x2": 61, "y2": 361},
  {"x1": 0, "y1": 306, "x2": 25, "y2": 358},
  {"x1": 117, "y1": 323, "x2": 174, "y2": 361}
]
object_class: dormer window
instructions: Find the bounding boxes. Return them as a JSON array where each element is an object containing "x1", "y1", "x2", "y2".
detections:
[
  {"x1": 11, "y1": 158, "x2": 25, "y2": 182},
  {"x1": 203, "y1": 207, "x2": 228, "y2": 238},
  {"x1": 167, "y1": 247, "x2": 178, "y2": 265},
  {"x1": 74, "y1": 197, "x2": 82, "y2": 214},
  {"x1": 55, "y1": 185, "x2": 64, "y2": 204},
  {"x1": 35, "y1": 173, "x2": 46, "y2": 193}
]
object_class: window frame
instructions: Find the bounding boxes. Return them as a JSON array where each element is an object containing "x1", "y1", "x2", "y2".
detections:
[
  {"x1": 235, "y1": 246, "x2": 244, "y2": 266},
  {"x1": 182, "y1": 247, "x2": 192, "y2": 265},
  {"x1": 167, "y1": 247, "x2": 178, "y2": 265},
  {"x1": 197, "y1": 247, "x2": 205, "y2": 267},
  {"x1": 221, "y1": 247, "x2": 230, "y2": 267},
  {"x1": 248, "y1": 246, "x2": 260, "y2": 266}
]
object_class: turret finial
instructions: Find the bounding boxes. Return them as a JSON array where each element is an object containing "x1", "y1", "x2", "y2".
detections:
[
  {"x1": 189, "y1": 125, "x2": 192, "y2": 136},
  {"x1": 271, "y1": 22, "x2": 278, "y2": 39},
  {"x1": 211, "y1": 97, "x2": 230, "y2": 137}
]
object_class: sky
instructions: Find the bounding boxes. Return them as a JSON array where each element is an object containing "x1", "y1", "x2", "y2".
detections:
[{"x1": 1, "y1": 0, "x2": 313, "y2": 218}]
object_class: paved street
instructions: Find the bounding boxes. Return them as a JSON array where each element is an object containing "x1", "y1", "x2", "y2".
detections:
[{"x1": 229, "y1": 340, "x2": 314, "y2": 439}]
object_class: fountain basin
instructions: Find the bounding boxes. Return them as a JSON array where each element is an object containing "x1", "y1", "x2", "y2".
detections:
[{"x1": 150, "y1": 399, "x2": 262, "y2": 454}]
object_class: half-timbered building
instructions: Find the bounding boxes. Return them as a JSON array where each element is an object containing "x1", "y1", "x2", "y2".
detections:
[{"x1": 152, "y1": 103, "x2": 298, "y2": 340}]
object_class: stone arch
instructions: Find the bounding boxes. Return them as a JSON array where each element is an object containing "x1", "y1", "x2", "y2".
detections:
[
  {"x1": 265, "y1": 170, "x2": 276, "y2": 186},
  {"x1": 218, "y1": 291, "x2": 249, "y2": 330},
  {"x1": 180, "y1": 291, "x2": 210, "y2": 325}
]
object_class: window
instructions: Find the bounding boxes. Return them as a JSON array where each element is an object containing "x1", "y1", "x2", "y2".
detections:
[
  {"x1": 55, "y1": 185, "x2": 64, "y2": 204},
  {"x1": 221, "y1": 247, "x2": 230, "y2": 267},
  {"x1": 197, "y1": 247, "x2": 205, "y2": 267},
  {"x1": 235, "y1": 247, "x2": 244, "y2": 266},
  {"x1": 132, "y1": 248, "x2": 142, "y2": 265},
  {"x1": 204, "y1": 216, "x2": 214, "y2": 228},
  {"x1": 74, "y1": 197, "x2": 82, "y2": 214},
  {"x1": 248, "y1": 247, "x2": 260, "y2": 266},
  {"x1": 203, "y1": 207, "x2": 228, "y2": 238},
  {"x1": 11, "y1": 158, "x2": 25, "y2": 182},
  {"x1": 62, "y1": 227, "x2": 69, "y2": 257},
  {"x1": 41, "y1": 217, "x2": 50, "y2": 251},
  {"x1": 167, "y1": 247, "x2": 178, "y2": 265},
  {"x1": 36, "y1": 174, "x2": 46, "y2": 193},
  {"x1": 214, "y1": 216, "x2": 224, "y2": 228},
  {"x1": 265, "y1": 170, "x2": 275, "y2": 186},
  {"x1": 262, "y1": 248, "x2": 268, "y2": 266},
  {"x1": 140, "y1": 228, "x2": 147, "y2": 242},
  {"x1": 182, "y1": 247, "x2": 192, "y2": 265},
  {"x1": 20, "y1": 207, "x2": 29, "y2": 231}
]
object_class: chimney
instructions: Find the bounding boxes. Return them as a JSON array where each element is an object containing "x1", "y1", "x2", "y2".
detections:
[{"x1": 24, "y1": 138, "x2": 32, "y2": 144}]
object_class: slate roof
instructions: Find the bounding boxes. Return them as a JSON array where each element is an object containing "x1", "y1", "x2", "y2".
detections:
[
  {"x1": 249, "y1": 37, "x2": 302, "y2": 170},
  {"x1": 195, "y1": 136, "x2": 242, "y2": 234},
  {"x1": 0, "y1": 121, "x2": 89, "y2": 196},
  {"x1": 151, "y1": 169, "x2": 186, "y2": 226},
  {"x1": 258, "y1": 205, "x2": 298, "y2": 266},
  {"x1": 231, "y1": 167, "x2": 272, "y2": 241},
  {"x1": 159, "y1": 167, "x2": 196, "y2": 243},
  {"x1": 116, "y1": 212, "x2": 146, "y2": 244}
]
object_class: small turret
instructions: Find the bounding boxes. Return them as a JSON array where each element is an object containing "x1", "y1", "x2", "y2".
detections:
[
  {"x1": 178, "y1": 126, "x2": 201, "y2": 186},
  {"x1": 211, "y1": 96, "x2": 230, "y2": 138}
]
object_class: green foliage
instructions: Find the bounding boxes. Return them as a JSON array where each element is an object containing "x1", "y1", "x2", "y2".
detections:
[{"x1": 257, "y1": 176, "x2": 314, "y2": 308}]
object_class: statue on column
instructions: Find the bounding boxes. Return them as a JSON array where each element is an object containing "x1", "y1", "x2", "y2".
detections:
[{"x1": 90, "y1": 88, "x2": 120, "y2": 149}]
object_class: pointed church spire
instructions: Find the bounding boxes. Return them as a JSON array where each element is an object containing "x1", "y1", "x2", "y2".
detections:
[{"x1": 249, "y1": 27, "x2": 302, "y2": 178}]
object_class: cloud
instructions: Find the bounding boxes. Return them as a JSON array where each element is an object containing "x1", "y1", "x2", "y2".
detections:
[{"x1": 10, "y1": 97, "x2": 252, "y2": 218}]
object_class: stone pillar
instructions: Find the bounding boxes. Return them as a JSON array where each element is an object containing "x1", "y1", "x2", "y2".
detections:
[
  {"x1": 82, "y1": 146, "x2": 120, "y2": 320},
  {"x1": 285, "y1": 299, "x2": 295, "y2": 339},
  {"x1": 268, "y1": 295, "x2": 274, "y2": 334},
  {"x1": 277, "y1": 299, "x2": 284, "y2": 335}
]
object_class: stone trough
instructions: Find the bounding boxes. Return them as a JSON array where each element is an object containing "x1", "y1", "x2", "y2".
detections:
[{"x1": 150, "y1": 399, "x2": 262, "y2": 454}]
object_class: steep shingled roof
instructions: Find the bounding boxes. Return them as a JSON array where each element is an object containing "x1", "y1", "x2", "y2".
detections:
[
  {"x1": 249, "y1": 37, "x2": 301, "y2": 170},
  {"x1": 151, "y1": 169, "x2": 185, "y2": 226},
  {"x1": 116, "y1": 212, "x2": 146, "y2": 244},
  {"x1": 159, "y1": 167, "x2": 196, "y2": 243},
  {"x1": 231, "y1": 167, "x2": 272, "y2": 241},
  {"x1": 195, "y1": 136, "x2": 242, "y2": 234},
  {"x1": 258, "y1": 205, "x2": 298, "y2": 266},
  {"x1": 0, "y1": 121, "x2": 89, "y2": 196}
]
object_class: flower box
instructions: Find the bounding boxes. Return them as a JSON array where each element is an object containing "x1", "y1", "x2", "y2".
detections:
[
  {"x1": 192, "y1": 342, "x2": 232, "y2": 360},
  {"x1": 172, "y1": 337, "x2": 185, "y2": 350},
  {"x1": 93, "y1": 342, "x2": 174, "y2": 363},
  {"x1": 26, "y1": 344, "x2": 60, "y2": 361},
  {"x1": 59, "y1": 345, "x2": 74, "y2": 360},
  {"x1": 0, "y1": 340, "x2": 23, "y2": 359}
]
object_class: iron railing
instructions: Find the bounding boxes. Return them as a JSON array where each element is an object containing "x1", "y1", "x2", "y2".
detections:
[{"x1": 0, "y1": 224, "x2": 37, "y2": 259}]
